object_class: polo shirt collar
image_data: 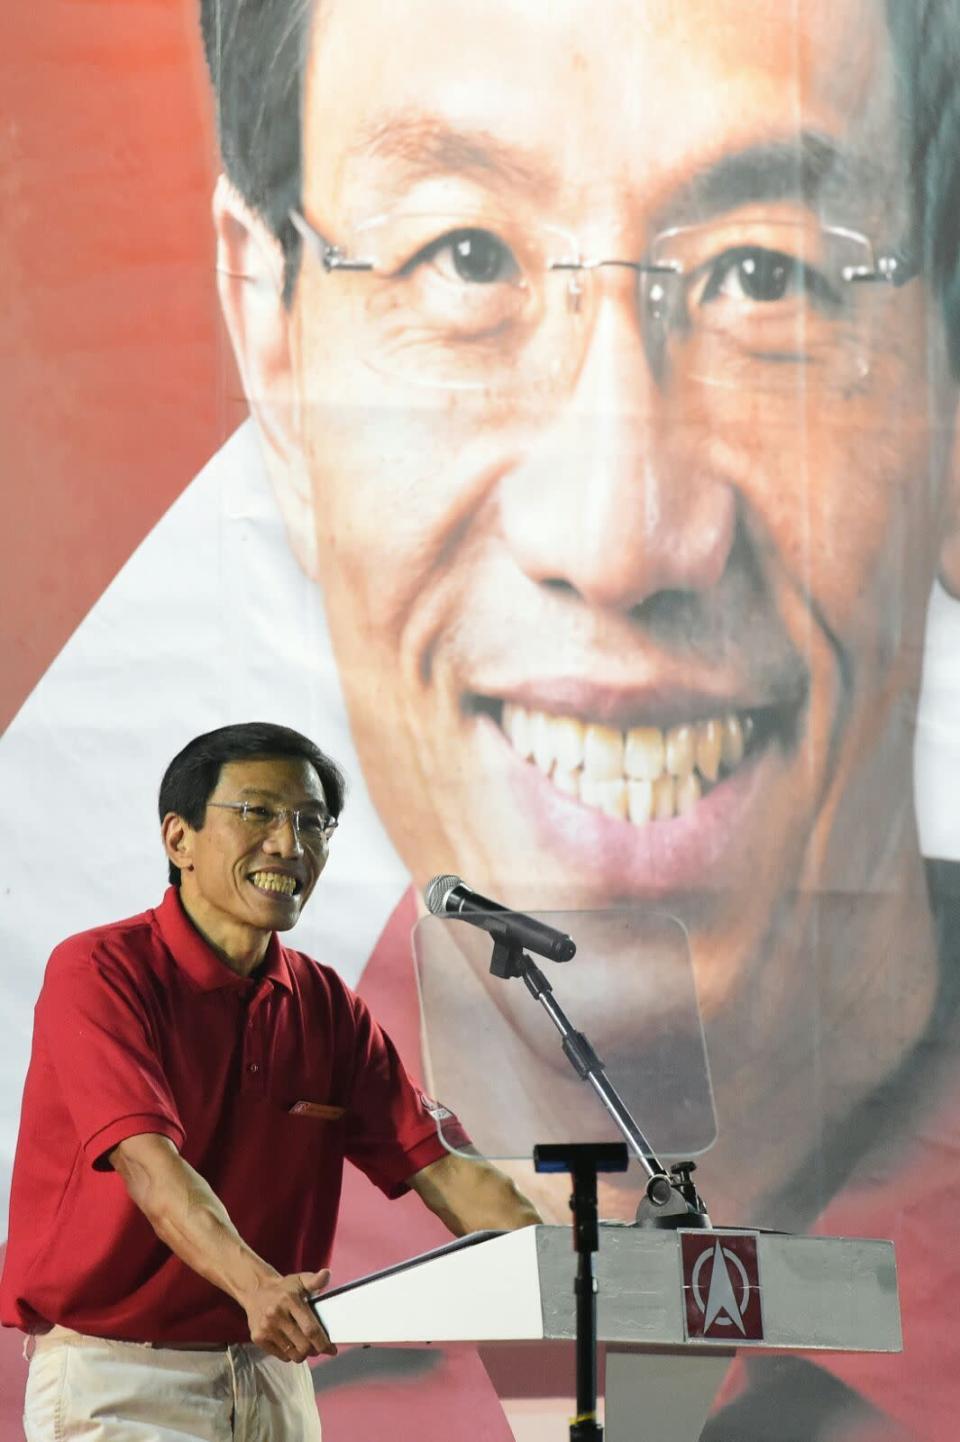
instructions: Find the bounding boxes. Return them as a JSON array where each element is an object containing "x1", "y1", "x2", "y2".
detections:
[{"x1": 153, "y1": 886, "x2": 293, "y2": 993}]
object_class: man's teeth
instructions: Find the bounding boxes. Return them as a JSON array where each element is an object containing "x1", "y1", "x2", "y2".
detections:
[
  {"x1": 249, "y1": 871, "x2": 297, "y2": 895},
  {"x1": 502, "y1": 705, "x2": 754, "y2": 823}
]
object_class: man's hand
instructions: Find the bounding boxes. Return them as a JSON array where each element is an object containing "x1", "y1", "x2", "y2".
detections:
[{"x1": 240, "y1": 1268, "x2": 337, "y2": 1362}]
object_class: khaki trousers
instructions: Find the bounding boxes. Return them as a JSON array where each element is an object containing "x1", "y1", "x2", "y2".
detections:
[{"x1": 23, "y1": 1327, "x2": 322, "y2": 1442}]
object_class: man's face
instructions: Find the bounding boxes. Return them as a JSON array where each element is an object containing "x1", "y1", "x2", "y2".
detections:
[
  {"x1": 264, "y1": 0, "x2": 956, "y2": 1027},
  {"x1": 170, "y1": 757, "x2": 330, "y2": 945}
]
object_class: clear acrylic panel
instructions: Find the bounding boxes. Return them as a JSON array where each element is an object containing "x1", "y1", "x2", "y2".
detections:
[{"x1": 413, "y1": 907, "x2": 716, "y2": 1161}]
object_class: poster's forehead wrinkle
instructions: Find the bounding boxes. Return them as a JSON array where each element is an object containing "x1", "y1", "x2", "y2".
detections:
[{"x1": 343, "y1": 113, "x2": 560, "y2": 203}]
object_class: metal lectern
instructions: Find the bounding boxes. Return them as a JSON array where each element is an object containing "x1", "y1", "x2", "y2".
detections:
[{"x1": 313, "y1": 1223, "x2": 901, "y2": 1442}]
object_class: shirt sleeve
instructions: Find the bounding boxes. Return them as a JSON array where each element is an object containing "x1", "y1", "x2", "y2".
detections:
[
  {"x1": 35, "y1": 941, "x2": 185, "y2": 1169},
  {"x1": 342, "y1": 990, "x2": 471, "y2": 1199}
]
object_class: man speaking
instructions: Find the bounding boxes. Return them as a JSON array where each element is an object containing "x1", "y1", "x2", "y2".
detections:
[{"x1": 0, "y1": 723, "x2": 538, "y2": 1440}]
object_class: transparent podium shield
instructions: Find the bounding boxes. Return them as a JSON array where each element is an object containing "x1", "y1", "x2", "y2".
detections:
[{"x1": 413, "y1": 908, "x2": 715, "y2": 1161}]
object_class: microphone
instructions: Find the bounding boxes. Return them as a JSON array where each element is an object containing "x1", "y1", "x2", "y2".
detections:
[{"x1": 424, "y1": 874, "x2": 576, "y2": 962}]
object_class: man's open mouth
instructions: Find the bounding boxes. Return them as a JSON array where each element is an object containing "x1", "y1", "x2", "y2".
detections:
[
  {"x1": 495, "y1": 702, "x2": 775, "y2": 823},
  {"x1": 248, "y1": 871, "x2": 300, "y2": 896}
]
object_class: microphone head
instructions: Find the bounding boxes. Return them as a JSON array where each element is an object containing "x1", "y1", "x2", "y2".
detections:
[{"x1": 424, "y1": 873, "x2": 462, "y2": 916}]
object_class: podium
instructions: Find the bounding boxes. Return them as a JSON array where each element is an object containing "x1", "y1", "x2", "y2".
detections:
[{"x1": 314, "y1": 1224, "x2": 901, "y2": 1442}]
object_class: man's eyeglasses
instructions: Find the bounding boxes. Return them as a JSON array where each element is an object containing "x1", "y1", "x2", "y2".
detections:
[
  {"x1": 289, "y1": 208, "x2": 918, "y2": 397},
  {"x1": 207, "y1": 801, "x2": 339, "y2": 847}
]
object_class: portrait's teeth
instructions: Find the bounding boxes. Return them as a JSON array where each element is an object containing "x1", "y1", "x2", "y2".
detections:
[
  {"x1": 652, "y1": 774, "x2": 676, "y2": 821},
  {"x1": 583, "y1": 723, "x2": 625, "y2": 780},
  {"x1": 503, "y1": 703, "x2": 535, "y2": 760},
  {"x1": 624, "y1": 726, "x2": 665, "y2": 781},
  {"x1": 627, "y1": 779, "x2": 654, "y2": 824},
  {"x1": 553, "y1": 766, "x2": 580, "y2": 797},
  {"x1": 500, "y1": 703, "x2": 760, "y2": 825},
  {"x1": 665, "y1": 723, "x2": 696, "y2": 778},
  {"x1": 696, "y1": 719, "x2": 722, "y2": 783},
  {"x1": 581, "y1": 776, "x2": 627, "y2": 820},
  {"x1": 553, "y1": 716, "x2": 586, "y2": 772},
  {"x1": 532, "y1": 711, "x2": 556, "y2": 772},
  {"x1": 676, "y1": 771, "x2": 702, "y2": 817},
  {"x1": 721, "y1": 713, "x2": 744, "y2": 769},
  {"x1": 250, "y1": 871, "x2": 297, "y2": 895}
]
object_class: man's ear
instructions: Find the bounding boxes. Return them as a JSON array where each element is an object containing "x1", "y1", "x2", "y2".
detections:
[
  {"x1": 212, "y1": 174, "x2": 319, "y2": 579},
  {"x1": 940, "y1": 399, "x2": 960, "y2": 599},
  {"x1": 161, "y1": 813, "x2": 194, "y2": 877}
]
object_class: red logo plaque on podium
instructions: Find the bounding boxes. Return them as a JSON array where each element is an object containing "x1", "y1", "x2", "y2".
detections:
[{"x1": 680, "y1": 1231, "x2": 764, "y2": 1341}]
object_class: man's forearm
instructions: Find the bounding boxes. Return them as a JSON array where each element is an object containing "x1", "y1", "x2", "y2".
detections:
[
  {"x1": 109, "y1": 1132, "x2": 334, "y2": 1359},
  {"x1": 110, "y1": 1133, "x2": 278, "y2": 1305},
  {"x1": 410, "y1": 1151, "x2": 542, "y2": 1235}
]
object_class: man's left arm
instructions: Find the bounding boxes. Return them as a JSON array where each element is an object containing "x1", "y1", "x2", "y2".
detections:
[{"x1": 408, "y1": 1149, "x2": 542, "y2": 1235}]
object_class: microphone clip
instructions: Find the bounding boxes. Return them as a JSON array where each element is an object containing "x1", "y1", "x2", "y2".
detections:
[{"x1": 488, "y1": 925, "x2": 530, "y2": 980}]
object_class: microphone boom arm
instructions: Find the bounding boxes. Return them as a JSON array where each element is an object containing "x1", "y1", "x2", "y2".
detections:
[{"x1": 487, "y1": 932, "x2": 710, "y2": 1227}]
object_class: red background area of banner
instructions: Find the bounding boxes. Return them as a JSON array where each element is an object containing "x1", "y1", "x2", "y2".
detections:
[{"x1": 0, "y1": 0, "x2": 243, "y2": 731}]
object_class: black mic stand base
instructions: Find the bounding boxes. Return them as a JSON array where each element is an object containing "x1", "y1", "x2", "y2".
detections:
[{"x1": 570, "y1": 1422, "x2": 604, "y2": 1441}]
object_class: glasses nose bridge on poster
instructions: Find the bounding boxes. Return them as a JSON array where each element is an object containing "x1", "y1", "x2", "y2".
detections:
[{"x1": 289, "y1": 207, "x2": 917, "y2": 407}]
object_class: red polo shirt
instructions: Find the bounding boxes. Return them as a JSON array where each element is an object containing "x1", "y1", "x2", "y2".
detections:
[{"x1": 0, "y1": 888, "x2": 465, "y2": 1342}]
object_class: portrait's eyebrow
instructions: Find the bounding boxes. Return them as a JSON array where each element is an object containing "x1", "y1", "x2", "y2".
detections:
[
  {"x1": 656, "y1": 132, "x2": 887, "y2": 228},
  {"x1": 347, "y1": 112, "x2": 560, "y2": 200}
]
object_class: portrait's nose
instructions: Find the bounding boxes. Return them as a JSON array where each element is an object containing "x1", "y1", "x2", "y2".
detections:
[{"x1": 499, "y1": 284, "x2": 737, "y2": 612}]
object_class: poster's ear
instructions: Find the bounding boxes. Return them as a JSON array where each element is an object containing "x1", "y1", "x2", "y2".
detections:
[
  {"x1": 212, "y1": 174, "x2": 319, "y2": 579},
  {"x1": 940, "y1": 400, "x2": 960, "y2": 599}
]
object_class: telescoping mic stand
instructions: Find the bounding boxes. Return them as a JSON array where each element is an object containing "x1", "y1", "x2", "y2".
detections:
[
  {"x1": 484, "y1": 927, "x2": 711, "y2": 1442},
  {"x1": 485, "y1": 928, "x2": 711, "y2": 1229}
]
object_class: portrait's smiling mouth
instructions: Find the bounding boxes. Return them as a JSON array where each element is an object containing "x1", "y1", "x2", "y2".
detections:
[
  {"x1": 463, "y1": 683, "x2": 805, "y2": 832},
  {"x1": 498, "y1": 703, "x2": 768, "y2": 822}
]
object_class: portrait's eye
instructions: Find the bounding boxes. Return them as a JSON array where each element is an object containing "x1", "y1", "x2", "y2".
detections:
[
  {"x1": 698, "y1": 246, "x2": 839, "y2": 310},
  {"x1": 409, "y1": 228, "x2": 520, "y2": 286},
  {"x1": 368, "y1": 216, "x2": 535, "y2": 360}
]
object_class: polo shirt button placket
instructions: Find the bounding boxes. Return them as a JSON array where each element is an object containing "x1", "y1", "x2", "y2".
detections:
[{"x1": 240, "y1": 984, "x2": 268, "y2": 1097}]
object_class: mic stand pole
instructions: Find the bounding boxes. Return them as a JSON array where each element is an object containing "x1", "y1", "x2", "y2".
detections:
[
  {"x1": 485, "y1": 925, "x2": 710, "y2": 1227},
  {"x1": 534, "y1": 1140, "x2": 630, "y2": 1442}
]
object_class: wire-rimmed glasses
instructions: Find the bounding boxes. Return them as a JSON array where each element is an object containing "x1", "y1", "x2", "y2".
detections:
[{"x1": 290, "y1": 208, "x2": 917, "y2": 396}]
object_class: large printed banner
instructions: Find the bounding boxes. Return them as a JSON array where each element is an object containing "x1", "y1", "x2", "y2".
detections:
[{"x1": 3, "y1": 1, "x2": 960, "y2": 1438}]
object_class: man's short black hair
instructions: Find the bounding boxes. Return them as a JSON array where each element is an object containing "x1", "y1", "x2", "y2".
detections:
[
  {"x1": 159, "y1": 721, "x2": 346, "y2": 885},
  {"x1": 198, "y1": 0, "x2": 960, "y2": 371}
]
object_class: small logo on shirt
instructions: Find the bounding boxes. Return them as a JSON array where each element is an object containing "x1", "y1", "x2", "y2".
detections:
[
  {"x1": 681, "y1": 1232, "x2": 763, "y2": 1341},
  {"x1": 418, "y1": 1092, "x2": 454, "y2": 1122}
]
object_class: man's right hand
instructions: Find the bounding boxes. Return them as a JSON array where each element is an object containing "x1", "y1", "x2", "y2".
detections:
[{"x1": 241, "y1": 1269, "x2": 337, "y2": 1362}]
